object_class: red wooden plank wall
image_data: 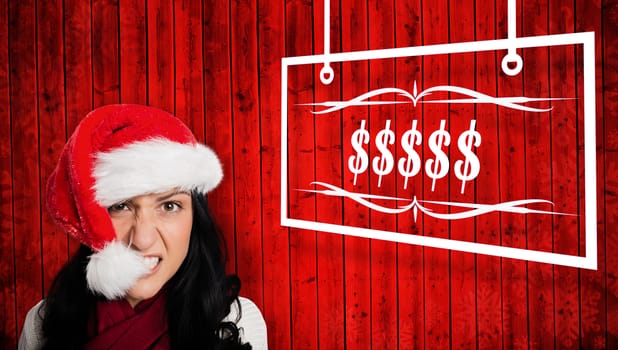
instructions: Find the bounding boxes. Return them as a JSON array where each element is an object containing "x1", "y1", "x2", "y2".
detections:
[{"x1": 0, "y1": 0, "x2": 616, "y2": 349}]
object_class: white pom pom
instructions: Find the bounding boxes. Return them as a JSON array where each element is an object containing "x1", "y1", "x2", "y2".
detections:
[{"x1": 86, "y1": 241, "x2": 150, "y2": 300}]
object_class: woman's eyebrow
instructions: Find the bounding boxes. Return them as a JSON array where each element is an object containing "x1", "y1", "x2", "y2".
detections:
[{"x1": 155, "y1": 191, "x2": 188, "y2": 202}]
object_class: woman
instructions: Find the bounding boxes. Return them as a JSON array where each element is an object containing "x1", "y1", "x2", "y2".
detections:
[{"x1": 18, "y1": 105, "x2": 267, "y2": 349}]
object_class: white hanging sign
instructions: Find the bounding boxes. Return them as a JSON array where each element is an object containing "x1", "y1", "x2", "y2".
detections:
[{"x1": 280, "y1": 0, "x2": 597, "y2": 270}]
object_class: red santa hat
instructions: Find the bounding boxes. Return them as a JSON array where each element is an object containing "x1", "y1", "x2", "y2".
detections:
[{"x1": 46, "y1": 104, "x2": 223, "y2": 300}]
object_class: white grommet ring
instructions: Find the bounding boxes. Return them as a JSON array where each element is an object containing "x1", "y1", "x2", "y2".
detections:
[
  {"x1": 320, "y1": 65, "x2": 334, "y2": 85},
  {"x1": 501, "y1": 53, "x2": 523, "y2": 76}
]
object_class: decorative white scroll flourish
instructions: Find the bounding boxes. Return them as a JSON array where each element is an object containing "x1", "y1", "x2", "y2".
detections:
[
  {"x1": 300, "y1": 81, "x2": 572, "y2": 114},
  {"x1": 299, "y1": 181, "x2": 575, "y2": 222}
]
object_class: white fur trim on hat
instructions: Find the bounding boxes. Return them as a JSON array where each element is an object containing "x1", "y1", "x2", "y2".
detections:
[
  {"x1": 86, "y1": 240, "x2": 150, "y2": 299},
  {"x1": 93, "y1": 138, "x2": 223, "y2": 207}
]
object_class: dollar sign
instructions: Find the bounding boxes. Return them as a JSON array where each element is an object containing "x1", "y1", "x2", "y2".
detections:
[
  {"x1": 348, "y1": 120, "x2": 369, "y2": 186},
  {"x1": 398, "y1": 120, "x2": 422, "y2": 190},
  {"x1": 454, "y1": 120, "x2": 481, "y2": 194},
  {"x1": 425, "y1": 119, "x2": 451, "y2": 192},
  {"x1": 372, "y1": 120, "x2": 395, "y2": 187}
]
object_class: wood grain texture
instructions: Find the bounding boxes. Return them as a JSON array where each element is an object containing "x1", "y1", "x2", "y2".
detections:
[
  {"x1": 367, "y1": 0, "x2": 398, "y2": 348},
  {"x1": 147, "y1": 0, "x2": 173, "y2": 111},
  {"x1": 63, "y1": 0, "x2": 93, "y2": 255},
  {"x1": 422, "y1": 0, "x2": 451, "y2": 348},
  {"x1": 230, "y1": 0, "x2": 263, "y2": 314},
  {"x1": 394, "y1": 1, "x2": 425, "y2": 348},
  {"x1": 521, "y1": 2, "x2": 555, "y2": 349},
  {"x1": 257, "y1": 0, "x2": 291, "y2": 346},
  {"x1": 313, "y1": 0, "x2": 345, "y2": 349},
  {"x1": 550, "y1": 1, "x2": 581, "y2": 348},
  {"x1": 448, "y1": 0, "x2": 477, "y2": 348},
  {"x1": 0, "y1": 0, "x2": 15, "y2": 347},
  {"x1": 175, "y1": 0, "x2": 204, "y2": 139},
  {"x1": 9, "y1": 0, "x2": 42, "y2": 340},
  {"x1": 601, "y1": 0, "x2": 618, "y2": 349},
  {"x1": 495, "y1": 0, "x2": 528, "y2": 348},
  {"x1": 0, "y1": 1, "x2": 615, "y2": 349},
  {"x1": 286, "y1": 1, "x2": 318, "y2": 348},
  {"x1": 92, "y1": 0, "x2": 120, "y2": 106},
  {"x1": 64, "y1": 0, "x2": 93, "y2": 132},
  {"x1": 36, "y1": 0, "x2": 67, "y2": 295},
  {"x1": 576, "y1": 1, "x2": 607, "y2": 349},
  {"x1": 119, "y1": 0, "x2": 146, "y2": 104},
  {"x1": 474, "y1": 4, "x2": 503, "y2": 349},
  {"x1": 341, "y1": 0, "x2": 371, "y2": 348},
  {"x1": 202, "y1": 0, "x2": 236, "y2": 271}
]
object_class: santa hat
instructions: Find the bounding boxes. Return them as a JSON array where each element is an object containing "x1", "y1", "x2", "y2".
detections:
[{"x1": 46, "y1": 104, "x2": 223, "y2": 300}]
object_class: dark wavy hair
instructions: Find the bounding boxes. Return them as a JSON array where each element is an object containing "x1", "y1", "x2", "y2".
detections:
[{"x1": 40, "y1": 192, "x2": 250, "y2": 349}]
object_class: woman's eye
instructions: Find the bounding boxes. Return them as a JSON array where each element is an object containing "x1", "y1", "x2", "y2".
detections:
[
  {"x1": 108, "y1": 202, "x2": 129, "y2": 213},
  {"x1": 162, "y1": 202, "x2": 181, "y2": 212}
]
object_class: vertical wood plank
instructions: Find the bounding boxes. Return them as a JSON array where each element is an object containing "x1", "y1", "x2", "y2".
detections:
[
  {"x1": 147, "y1": 0, "x2": 173, "y2": 111},
  {"x1": 495, "y1": 0, "x2": 528, "y2": 347},
  {"x1": 394, "y1": 0, "x2": 425, "y2": 348},
  {"x1": 257, "y1": 0, "x2": 291, "y2": 346},
  {"x1": 421, "y1": 0, "x2": 451, "y2": 347},
  {"x1": 93, "y1": 0, "x2": 120, "y2": 107},
  {"x1": 203, "y1": 0, "x2": 236, "y2": 271},
  {"x1": 0, "y1": 0, "x2": 16, "y2": 347},
  {"x1": 549, "y1": 1, "x2": 581, "y2": 349},
  {"x1": 119, "y1": 0, "x2": 147, "y2": 104},
  {"x1": 448, "y1": 0, "x2": 477, "y2": 348},
  {"x1": 63, "y1": 0, "x2": 93, "y2": 255},
  {"x1": 366, "y1": 0, "x2": 398, "y2": 348},
  {"x1": 473, "y1": 3, "x2": 504, "y2": 346},
  {"x1": 285, "y1": 0, "x2": 318, "y2": 347},
  {"x1": 64, "y1": 0, "x2": 93, "y2": 131},
  {"x1": 341, "y1": 0, "x2": 371, "y2": 347},
  {"x1": 9, "y1": 0, "x2": 42, "y2": 338},
  {"x1": 230, "y1": 0, "x2": 264, "y2": 312},
  {"x1": 520, "y1": 1, "x2": 555, "y2": 349},
  {"x1": 312, "y1": 0, "x2": 345, "y2": 348},
  {"x1": 576, "y1": 1, "x2": 607, "y2": 348},
  {"x1": 174, "y1": 0, "x2": 204, "y2": 139},
  {"x1": 601, "y1": 0, "x2": 618, "y2": 348},
  {"x1": 36, "y1": 0, "x2": 68, "y2": 294}
]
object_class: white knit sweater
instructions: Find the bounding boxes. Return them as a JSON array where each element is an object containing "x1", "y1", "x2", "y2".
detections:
[{"x1": 19, "y1": 296, "x2": 267, "y2": 349}]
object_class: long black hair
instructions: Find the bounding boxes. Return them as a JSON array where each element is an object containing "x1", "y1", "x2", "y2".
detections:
[{"x1": 41, "y1": 192, "x2": 249, "y2": 349}]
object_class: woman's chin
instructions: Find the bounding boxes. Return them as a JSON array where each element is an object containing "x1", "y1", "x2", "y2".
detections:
[{"x1": 125, "y1": 280, "x2": 163, "y2": 307}]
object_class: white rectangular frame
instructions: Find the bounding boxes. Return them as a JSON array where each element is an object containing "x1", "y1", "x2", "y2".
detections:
[{"x1": 281, "y1": 32, "x2": 597, "y2": 270}]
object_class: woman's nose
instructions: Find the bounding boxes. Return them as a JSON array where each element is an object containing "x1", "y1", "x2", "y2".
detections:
[{"x1": 130, "y1": 213, "x2": 158, "y2": 250}]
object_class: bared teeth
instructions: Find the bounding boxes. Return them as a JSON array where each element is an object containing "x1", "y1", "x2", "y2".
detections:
[{"x1": 143, "y1": 256, "x2": 160, "y2": 269}]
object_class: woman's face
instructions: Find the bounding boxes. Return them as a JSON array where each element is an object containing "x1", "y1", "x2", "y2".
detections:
[{"x1": 107, "y1": 189, "x2": 193, "y2": 307}]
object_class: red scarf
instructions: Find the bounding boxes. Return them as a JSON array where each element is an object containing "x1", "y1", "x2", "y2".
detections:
[{"x1": 86, "y1": 291, "x2": 169, "y2": 349}]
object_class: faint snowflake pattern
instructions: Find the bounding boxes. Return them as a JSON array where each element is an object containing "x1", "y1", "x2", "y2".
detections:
[
  {"x1": 607, "y1": 159, "x2": 618, "y2": 203},
  {"x1": 581, "y1": 290, "x2": 601, "y2": 335},
  {"x1": 608, "y1": 304, "x2": 618, "y2": 336},
  {"x1": 606, "y1": 159, "x2": 618, "y2": 296},
  {"x1": 501, "y1": 274, "x2": 527, "y2": 337},
  {"x1": 476, "y1": 280, "x2": 501, "y2": 349},
  {"x1": 608, "y1": 234, "x2": 618, "y2": 297},
  {"x1": 477, "y1": 277, "x2": 501, "y2": 311},
  {"x1": 452, "y1": 288, "x2": 476, "y2": 329},
  {"x1": 453, "y1": 288, "x2": 477, "y2": 349},
  {"x1": 594, "y1": 335, "x2": 606, "y2": 349},
  {"x1": 555, "y1": 268, "x2": 579, "y2": 348},
  {"x1": 514, "y1": 335, "x2": 537, "y2": 349}
]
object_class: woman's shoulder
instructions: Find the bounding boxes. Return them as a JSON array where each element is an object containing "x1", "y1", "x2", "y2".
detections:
[
  {"x1": 224, "y1": 296, "x2": 268, "y2": 350},
  {"x1": 19, "y1": 300, "x2": 45, "y2": 350}
]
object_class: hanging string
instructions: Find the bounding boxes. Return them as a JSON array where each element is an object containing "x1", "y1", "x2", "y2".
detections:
[
  {"x1": 320, "y1": 0, "x2": 334, "y2": 85},
  {"x1": 501, "y1": 0, "x2": 523, "y2": 76},
  {"x1": 318, "y1": 0, "x2": 523, "y2": 80}
]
